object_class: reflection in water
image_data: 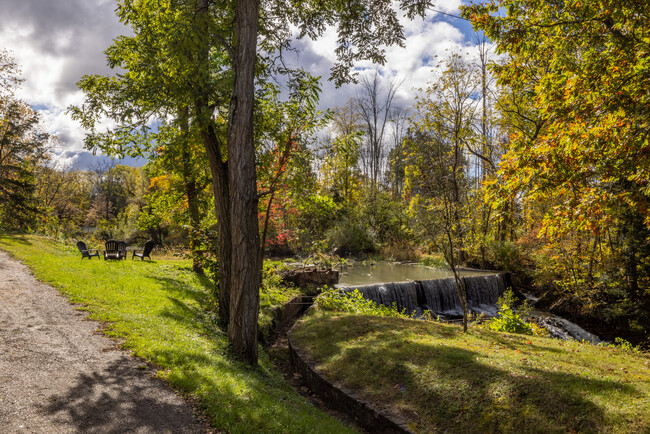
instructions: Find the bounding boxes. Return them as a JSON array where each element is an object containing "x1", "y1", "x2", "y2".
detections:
[{"x1": 338, "y1": 262, "x2": 488, "y2": 286}]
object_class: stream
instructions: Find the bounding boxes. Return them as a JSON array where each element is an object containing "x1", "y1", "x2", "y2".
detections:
[{"x1": 335, "y1": 262, "x2": 604, "y2": 344}]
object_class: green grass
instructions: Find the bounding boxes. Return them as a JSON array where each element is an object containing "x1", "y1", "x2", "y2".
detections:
[
  {"x1": 0, "y1": 234, "x2": 355, "y2": 434},
  {"x1": 291, "y1": 310, "x2": 650, "y2": 434}
]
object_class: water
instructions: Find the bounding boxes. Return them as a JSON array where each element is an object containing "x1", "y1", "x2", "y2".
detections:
[
  {"x1": 531, "y1": 311, "x2": 602, "y2": 344},
  {"x1": 338, "y1": 262, "x2": 488, "y2": 286},
  {"x1": 340, "y1": 273, "x2": 509, "y2": 319},
  {"x1": 336, "y1": 264, "x2": 603, "y2": 342}
]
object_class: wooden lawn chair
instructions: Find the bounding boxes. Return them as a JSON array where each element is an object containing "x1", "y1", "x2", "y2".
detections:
[
  {"x1": 117, "y1": 241, "x2": 127, "y2": 259},
  {"x1": 77, "y1": 241, "x2": 100, "y2": 259},
  {"x1": 132, "y1": 240, "x2": 155, "y2": 260},
  {"x1": 103, "y1": 239, "x2": 121, "y2": 260}
]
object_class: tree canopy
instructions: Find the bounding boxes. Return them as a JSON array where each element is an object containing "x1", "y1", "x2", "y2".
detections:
[
  {"x1": 0, "y1": 50, "x2": 50, "y2": 229},
  {"x1": 464, "y1": 0, "x2": 650, "y2": 341}
]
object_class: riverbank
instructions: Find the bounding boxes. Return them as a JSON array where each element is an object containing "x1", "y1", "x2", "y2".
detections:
[{"x1": 291, "y1": 310, "x2": 650, "y2": 433}]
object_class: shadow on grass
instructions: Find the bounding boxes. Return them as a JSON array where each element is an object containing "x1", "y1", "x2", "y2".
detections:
[
  {"x1": 119, "y1": 296, "x2": 347, "y2": 433},
  {"x1": 0, "y1": 233, "x2": 33, "y2": 246},
  {"x1": 37, "y1": 356, "x2": 203, "y2": 433},
  {"x1": 147, "y1": 273, "x2": 213, "y2": 304},
  {"x1": 297, "y1": 315, "x2": 640, "y2": 433},
  {"x1": 145, "y1": 344, "x2": 340, "y2": 433},
  {"x1": 478, "y1": 328, "x2": 568, "y2": 354},
  {"x1": 145, "y1": 272, "x2": 222, "y2": 339},
  {"x1": 161, "y1": 296, "x2": 224, "y2": 340}
]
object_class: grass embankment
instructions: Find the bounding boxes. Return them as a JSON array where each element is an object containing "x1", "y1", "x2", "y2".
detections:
[
  {"x1": 292, "y1": 310, "x2": 650, "y2": 433},
  {"x1": 0, "y1": 234, "x2": 355, "y2": 434}
]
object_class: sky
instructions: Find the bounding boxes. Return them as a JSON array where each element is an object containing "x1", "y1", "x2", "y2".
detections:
[{"x1": 0, "y1": 0, "x2": 481, "y2": 170}]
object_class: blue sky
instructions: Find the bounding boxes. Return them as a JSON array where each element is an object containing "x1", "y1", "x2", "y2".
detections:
[{"x1": 0, "y1": 0, "x2": 483, "y2": 170}]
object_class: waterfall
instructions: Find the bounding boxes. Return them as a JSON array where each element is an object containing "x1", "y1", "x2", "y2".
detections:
[
  {"x1": 342, "y1": 273, "x2": 509, "y2": 319},
  {"x1": 340, "y1": 273, "x2": 605, "y2": 343}
]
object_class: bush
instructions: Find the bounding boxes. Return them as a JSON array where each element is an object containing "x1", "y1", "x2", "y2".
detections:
[
  {"x1": 488, "y1": 289, "x2": 533, "y2": 335},
  {"x1": 488, "y1": 240, "x2": 525, "y2": 271},
  {"x1": 315, "y1": 288, "x2": 410, "y2": 318},
  {"x1": 612, "y1": 337, "x2": 643, "y2": 354},
  {"x1": 326, "y1": 220, "x2": 375, "y2": 255},
  {"x1": 420, "y1": 254, "x2": 447, "y2": 269},
  {"x1": 355, "y1": 190, "x2": 414, "y2": 246}
]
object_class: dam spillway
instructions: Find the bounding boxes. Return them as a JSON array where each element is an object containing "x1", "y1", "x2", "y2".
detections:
[{"x1": 339, "y1": 273, "x2": 510, "y2": 319}]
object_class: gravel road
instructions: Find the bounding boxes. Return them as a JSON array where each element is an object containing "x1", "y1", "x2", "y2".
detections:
[{"x1": 0, "y1": 249, "x2": 207, "y2": 433}]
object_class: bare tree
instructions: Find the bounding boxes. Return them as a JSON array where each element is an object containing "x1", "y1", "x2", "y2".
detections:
[
  {"x1": 353, "y1": 71, "x2": 401, "y2": 192},
  {"x1": 469, "y1": 34, "x2": 500, "y2": 266},
  {"x1": 386, "y1": 106, "x2": 409, "y2": 198}
]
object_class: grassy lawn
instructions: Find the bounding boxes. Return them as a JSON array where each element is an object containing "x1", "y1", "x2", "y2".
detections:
[
  {"x1": 291, "y1": 310, "x2": 650, "y2": 433},
  {"x1": 0, "y1": 234, "x2": 355, "y2": 434}
]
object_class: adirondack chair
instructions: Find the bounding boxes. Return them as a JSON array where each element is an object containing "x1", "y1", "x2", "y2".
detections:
[
  {"x1": 103, "y1": 239, "x2": 122, "y2": 260},
  {"x1": 117, "y1": 241, "x2": 127, "y2": 259},
  {"x1": 132, "y1": 240, "x2": 155, "y2": 260},
  {"x1": 77, "y1": 241, "x2": 99, "y2": 259}
]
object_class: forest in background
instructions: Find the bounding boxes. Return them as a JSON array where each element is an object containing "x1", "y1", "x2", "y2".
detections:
[{"x1": 1, "y1": 0, "x2": 648, "y2": 351}]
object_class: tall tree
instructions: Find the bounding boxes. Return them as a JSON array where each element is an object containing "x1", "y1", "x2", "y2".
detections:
[
  {"x1": 387, "y1": 107, "x2": 409, "y2": 198},
  {"x1": 321, "y1": 100, "x2": 363, "y2": 204},
  {"x1": 406, "y1": 52, "x2": 479, "y2": 331},
  {"x1": 404, "y1": 128, "x2": 471, "y2": 331},
  {"x1": 73, "y1": 0, "x2": 434, "y2": 364},
  {"x1": 465, "y1": 0, "x2": 650, "y2": 341},
  {"x1": 465, "y1": 0, "x2": 650, "y2": 246},
  {"x1": 257, "y1": 76, "x2": 328, "y2": 257},
  {"x1": 354, "y1": 71, "x2": 400, "y2": 192},
  {"x1": 0, "y1": 50, "x2": 49, "y2": 229}
]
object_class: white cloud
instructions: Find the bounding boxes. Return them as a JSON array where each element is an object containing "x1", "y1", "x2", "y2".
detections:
[
  {"x1": 293, "y1": 6, "x2": 478, "y2": 112},
  {"x1": 1, "y1": 0, "x2": 482, "y2": 168},
  {"x1": 436, "y1": 0, "x2": 463, "y2": 14},
  {"x1": 0, "y1": 0, "x2": 127, "y2": 168}
]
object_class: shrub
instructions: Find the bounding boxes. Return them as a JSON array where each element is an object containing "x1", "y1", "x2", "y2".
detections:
[
  {"x1": 612, "y1": 337, "x2": 643, "y2": 354},
  {"x1": 420, "y1": 254, "x2": 447, "y2": 269},
  {"x1": 326, "y1": 220, "x2": 375, "y2": 255},
  {"x1": 315, "y1": 288, "x2": 410, "y2": 317},
  {"x1": 488, "y1": 289, "x2": 533, "y2": 335},
  {"x1": 488, "y1": 240, "x2": 524, "y2": 272}
]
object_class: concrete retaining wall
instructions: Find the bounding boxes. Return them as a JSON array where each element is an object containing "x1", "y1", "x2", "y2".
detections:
[{"x1": 288, "y1": 330, "x2": 412, "y2": 433}]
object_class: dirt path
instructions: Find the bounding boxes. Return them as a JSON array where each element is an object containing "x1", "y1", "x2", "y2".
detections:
[{"x1": 0, "y1": 250, "x2": 208, "y2": 433}]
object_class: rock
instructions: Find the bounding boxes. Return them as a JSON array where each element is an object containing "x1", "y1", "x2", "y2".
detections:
[{"x1": 281, "y1": 268, "x2": 340, "y2": 288}]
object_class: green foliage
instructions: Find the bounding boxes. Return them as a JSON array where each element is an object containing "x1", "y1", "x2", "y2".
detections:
[
  {"x1": 258, "y1": 261, "x2": 302, "y2": 340},
  {"x1": 488, "y1": 290, "x2": 533, "y2": 335},
  {"x1": 613, "y1": 337, "x2": 643, "y2": 355},
  {"x1": 326, "y1": 219, "x2": 375, "y2": 255},
  {"x1": 315, "y1": 287, "x2": 411, "y2": 317},
  {"x1": 487, "y1": 240, "x2": 525, "y2": 272},
  {"x1": 355, "y1": 188, "x2": 413, "y2": 246},
  {"x1": 420, "y1": 254, "x2": 447, "y2": 269},
  {"x1": 260, "y1": 261, "x2": 300, "y2": 308},
  {"x1": 288, "y1": 194, "x2": 339, "y2": 253},
  {"x1": 0, "y1": 51, "x2": 49, "y2": 230},
  {"x1": 464, "y1": 0, "x2": 650, "y2": 346},
  {"x1": 319, "y1": 116, "x2": 363, "y2": 205}
]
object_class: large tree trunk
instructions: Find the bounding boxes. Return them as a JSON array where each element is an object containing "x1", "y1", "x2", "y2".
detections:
[
  {"x1": 227, "y1": 0, "x2": 261, "y2": 364},
  {"x1": 195, "y1": 0, "x2": 232, "y2": 326},
  {"x1": 202, "y1": 125, "x2": 232, "y2": 326}
]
